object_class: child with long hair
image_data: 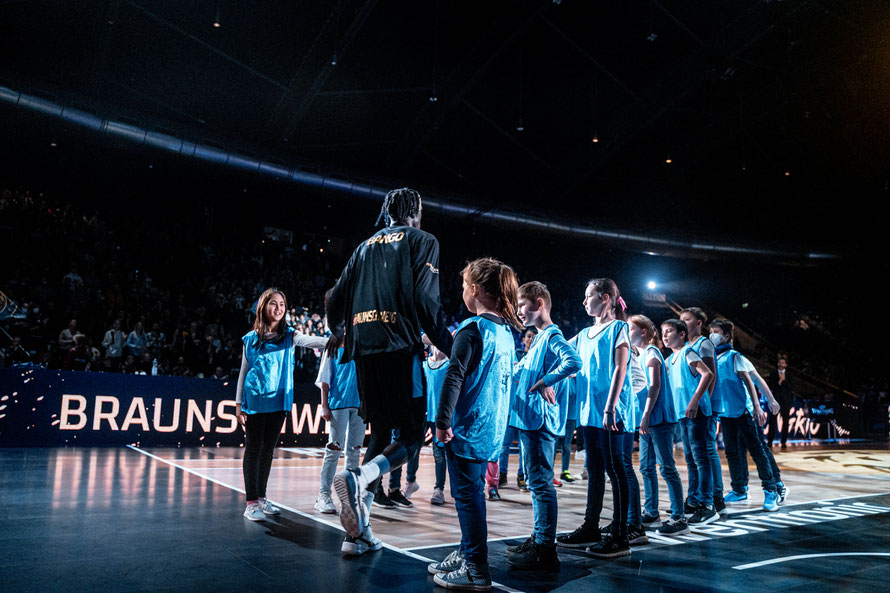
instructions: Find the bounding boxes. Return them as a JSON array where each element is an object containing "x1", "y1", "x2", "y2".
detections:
[
  {"x1": 557, "y1": 278, "x2": 636, "y2": 558},
  {"x1": 428, "y1": 257, "x2": 522, "y2": 592},
  {"x1": 235, "y1": 287, "x2": 329, "y2": 521},
  {"x1": 628, "y1": 315, "x2": 688, "y2": 536}
]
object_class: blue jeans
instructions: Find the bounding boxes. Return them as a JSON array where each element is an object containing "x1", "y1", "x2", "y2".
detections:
[
  {"x1": 639, "y1": 422, "x2": 684, "y2": 520},
  {"x1": 720, "y1": 413, "x2": 781, "y2": 494},
  {"x1": 617, "y1": 431, "x2": 642, "y2": 526},
  {"x1": 519, "y1": 428, "x2": 558, "y2": 544},
  {"x1": 679, "y1": 414, "x2": 713, "y2": 507},
  {"x1": 446, "y1": 444, "x2": 488, "y2": 567},
  {"x1": 706, "y1": 415, "x2": 724, "y2": 498},
  {"x1": 499, "y1": 426, "x2": 524, "y2": 477},
  {"x1": 582, "y1": 425, "x2": 630, "y2": 541},
  {"x1": 557, "y1": 419, "x2": 577, "y2": 473}
]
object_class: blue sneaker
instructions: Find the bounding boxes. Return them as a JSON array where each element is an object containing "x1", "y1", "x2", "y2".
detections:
[
  {"x1": 724, "y1": 490, "x2": 748, "y2": 504},
  {"x1": 763, "y1": 490, "x2": 779, "y2": 512}
]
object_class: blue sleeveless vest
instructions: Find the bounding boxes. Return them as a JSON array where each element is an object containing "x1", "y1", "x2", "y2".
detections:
[
  {"x1": 449, "y1": 316, "x2": 515, "y2": 461},
  {"x1": 640, "y1": 345, "x2": 677, "y2": 426},
  {"x1": 241, "y1": 328, "x2": 294, "y2": 414},
  {"x1": 667, "y1": 344, "x2": 711, "y2": 418},
  {"x1": 575, "y1": 320, "x2": 635, "y2": 432},
  {"x1": 715, "y1": 349, "x2": 753, "y2": 418},
  {"x1": 425, "y1": 359, "x2": 449, "y2": 422},
  {"x1": 327, "y1": 347, "x2": 360, "y2": 410},
  {"x1": 508, "y1": 324, "x2": 569, "y2": 435},
  {"x1": 690, "y1": 336, "x2": 721, "y2": 415}
]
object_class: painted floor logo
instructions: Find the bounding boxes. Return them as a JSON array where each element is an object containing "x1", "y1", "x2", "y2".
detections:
[
  {"x1": 775, "y1": 450, "x2": 890, "y2": 476},
  {"x1": 643, "y1": 499, "x2": 890, "y2": 548}
]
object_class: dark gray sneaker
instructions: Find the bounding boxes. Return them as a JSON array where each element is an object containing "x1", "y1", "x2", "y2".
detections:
[
  {"x1": 688, "y1": 505, "x2": 719, "y2": 525},
  {"x1": 428, "y1": 548, "x2": 465, "y2": 575},
  {"x1": 627, "y1": 524, "x2": 649, "y2": 546},
  {"x1": 506, "y1": 541, "x2": 560, "y2": 571},
  {"x1": 505, "y1": 536, "x2": 534, "y2": 557},
  {"x1": 433, "y1": 561, "x2": 492, "y2": 591},
  {"x1": 656, "y1": 517, "x2": 690, "y2": 536},
  {"x1": 556, "y1": 520, "x2": 601, "y2": 549},
  {"x1": 388, "y1": 488, "x2": 413, "y2": 508}
]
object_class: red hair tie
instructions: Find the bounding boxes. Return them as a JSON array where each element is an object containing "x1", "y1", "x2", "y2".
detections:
[{"x1": 617, "y1": 296, "x2": 627, "y2": 311}]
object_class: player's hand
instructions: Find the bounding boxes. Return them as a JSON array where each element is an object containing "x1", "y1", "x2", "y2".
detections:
[
  {"x1": 685, "y1": 403, "x2": 698, "y2": 419},
  {"x1": 321, "y1": 404, "x2": 333, "y2": 423},
  {"x1": 603, "y1": 410, "x2": 619, "y2": 432},
  {"x1": 768, "y1": 399, "x2": 780, "y2": 415},
  {"x1": 436, "y1": 427, "x2": 454, "y2": 444}
]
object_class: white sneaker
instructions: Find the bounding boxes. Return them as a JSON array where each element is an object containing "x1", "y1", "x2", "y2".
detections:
[
  {"x1": 575, "y1": 450, "x2": 586, "y2": 461},
  {"x1": 314, "y1": 492, "x2": 337, "y2": 514},
  {"x1": 243, "y1": 502, "x2": 265, "y2": 521},
  {"x1": 333, "y1": 469, "x2": 369, "y2": 538},
  {"x1": 258, "y1": 498, "x2": 280, "y2": 516},
  {"x1": 341, "y1": 526, "x2": 383, "y2": 556},
  {"x1": 430, "y1": 487, "x2": 445, "y2": 505},
  {"x1": 404, "y1": 480, "x2": 420, "y2": 499}
]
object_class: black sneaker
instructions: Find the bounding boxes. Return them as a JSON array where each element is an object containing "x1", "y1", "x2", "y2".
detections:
[
  {"x1": 713, "y1": 494, "x2": 726, "y2": 516},
  {"x1": 517, "y1": 476, "x2": 529, "y2": 491},
  {"x1": 507, "y1": 541, "x2": 560, "y2": 571},
  {"x1": 388, "y1": 489, "x2": 413, "y2": 508},
  {"x1": 641, "y1": 512, "x2": 662, "y2": 528},
  {"x1": 505, "y1": 536, "x2": 534, "y2": 556},
  {"x1": 373, "y1": 490, "x2": 397, "y2": 509},
  {"x1": 627, "y1": 524, "x2": 649, "y2": 546},
  {"x1": 488, "y1": 487, "x2": 501, "y2": 501},
  {"x1": 656, "y1": 518, "x2": 690, "y2": 536},
  {"x1": 688, "y1": 505, "x2": 718, "y2": 525},
  {"x1": 684, "y1": 499, "x2": 697, "y2": 516},
  {"x1": 599, "y1": 523, "x2": 614, "y2": 536},
  {"x1": 556, "y1": 520, "x2": 601, "y2": 549},
  {"x1": 586, "y1": 535, "x2": 631, "y2": 559},
  {"x1": 499, "y1": 472, "x2": 507, "y2": 487}
]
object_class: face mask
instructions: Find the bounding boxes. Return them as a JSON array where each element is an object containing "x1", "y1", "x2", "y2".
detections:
[{"x1": 709, "y1": 332, "x2": 726, "y2": 346}]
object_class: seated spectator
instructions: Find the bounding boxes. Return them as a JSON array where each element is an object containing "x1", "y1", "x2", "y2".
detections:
[
  {"x1": 64, "y1": 335, "x2": 91, "y2": 371},
  {"x1": 121, "y1": 354, "x2": 137, "y2": 374},
  {"x1": 58, "y1": 319, "x2": 78, "y2": 352},
  {"x1": 212, "y1": 366, "x2": 228, "y2": 380},
  {"x1": 146, "y1": 322, "x2": 166, "y2": 356},
  {"x1": 6, "y1": 336, "x2": 31, "y2": 366},
  {"x1": 135, "y1": 352, "x2": 153, "y2": 374}
]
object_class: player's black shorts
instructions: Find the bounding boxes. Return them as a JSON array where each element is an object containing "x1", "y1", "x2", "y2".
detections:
[{"x1": 354, "y1": 349, "x2": 427, "y2": 433}]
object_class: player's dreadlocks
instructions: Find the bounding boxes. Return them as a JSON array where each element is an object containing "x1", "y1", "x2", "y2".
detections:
[{"x1": 375, "y1": 187, "x2": 421, "y2": 227}]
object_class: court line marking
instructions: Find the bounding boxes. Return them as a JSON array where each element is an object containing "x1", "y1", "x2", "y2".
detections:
[
  {"x1": 734, "y1": 552, "x2": 890, "y2": 570},
  {"x1": 125, "y1": 445, "x2": 525, "y2": 593}
]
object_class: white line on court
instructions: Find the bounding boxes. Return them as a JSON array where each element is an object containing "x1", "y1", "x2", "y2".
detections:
[
  {"x1": 125, "y1": 445, "x2": 526, "y2": 593},
  {"x1": 733, "y1": 552, "x2": 890, "y2": 570}
]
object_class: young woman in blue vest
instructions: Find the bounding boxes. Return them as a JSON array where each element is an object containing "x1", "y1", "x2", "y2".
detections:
[
  {"x1": 428, "y1": 257, "x2": 521, "y2": 592},
  {"x1": 235, "y1": 288, "x2": 329, "y2": 521},
  {"x1": 557, "y1": 278, "x2": 636, "y2": 558},
  {"x1": 314, "y1": 331, "x2": 367, "y2": 524},
  {"x1": 661, "y1": 318, "x2": 718, "y2": 525},
  {"x1": 707, "y1": 319, "x2": 781, "y2": 511},
  {"x1": 504, "y1": 281, "x2": 581, "y2": 570},
  {"x1": 628, "y1": 315, "x2": 689, "y2": 536}
]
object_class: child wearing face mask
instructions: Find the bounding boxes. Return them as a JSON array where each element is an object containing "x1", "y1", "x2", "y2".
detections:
[{"x1": 708, "y1": 320, "x2": 781, "y2": 512}]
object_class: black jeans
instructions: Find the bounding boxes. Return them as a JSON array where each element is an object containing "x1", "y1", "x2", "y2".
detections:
[
  {"x1": 722, "y1": 413, "x2": 777, "y2": 494},
  {"x1": 361, "y1": 396, "x2": 426, "y2": 494},
  {"x1": 582, "y1": 425, "x2": 630, "y2": 542},
  {"x1": 243, "y1": 410, "x2": 287, "y2": 501},
  {"x1": 767, "y1": 404, "x2": 791, "y2": 446}
]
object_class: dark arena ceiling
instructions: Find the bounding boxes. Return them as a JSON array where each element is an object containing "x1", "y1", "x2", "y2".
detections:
[{"x1": 1, "y1": 0, "x2": 889, "y2": 258}]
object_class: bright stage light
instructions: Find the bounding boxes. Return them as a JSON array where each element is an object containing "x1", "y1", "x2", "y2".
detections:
[{"x1": 647, "y1": 281, "x2": 657, "y2": 290}]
